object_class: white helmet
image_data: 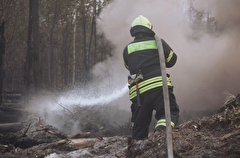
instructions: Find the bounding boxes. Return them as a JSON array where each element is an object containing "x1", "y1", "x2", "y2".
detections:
[{"x1": 131, "y1": 15, "x2": 152, "y2": 30}]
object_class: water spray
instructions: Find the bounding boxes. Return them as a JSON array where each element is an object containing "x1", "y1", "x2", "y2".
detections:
[{"x1": 57, "y1": 84, "x2": 129, "y2": 107}]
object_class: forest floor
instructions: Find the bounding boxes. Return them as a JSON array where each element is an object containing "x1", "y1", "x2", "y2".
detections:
[{"x1": 0, "y1": 93, "x2": 240, "y2": 158}]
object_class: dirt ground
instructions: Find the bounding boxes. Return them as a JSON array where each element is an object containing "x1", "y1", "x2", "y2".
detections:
[{"x1": 0, "y1": 94, "x2": 239, "y2": 158}]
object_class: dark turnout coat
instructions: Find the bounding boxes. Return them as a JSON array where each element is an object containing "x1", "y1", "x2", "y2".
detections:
[
  {"x1": 123, "y1": 25, "x2": 179, "y2": 140},
  {"x1": 123, "y1": 35, "x2": 177, "y2": 101}
]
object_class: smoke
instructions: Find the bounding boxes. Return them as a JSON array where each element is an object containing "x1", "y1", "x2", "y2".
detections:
[
  {"x1": 27, "y1": 0, "x2": 240, "y2": 132},
  {"x1": 97, "y1": 0, "x2": 240, "y2": 120}
]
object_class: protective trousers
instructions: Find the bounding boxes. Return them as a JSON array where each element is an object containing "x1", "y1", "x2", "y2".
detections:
[{"x1": 130, "y1": 87, "x2": 179, "y2": 140}]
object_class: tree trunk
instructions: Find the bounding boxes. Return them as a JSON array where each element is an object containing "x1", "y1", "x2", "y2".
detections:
[
  {"x1": 24, "y1": 0, "x2": 39, "y2": 96},
  {"x1": 0, "y1": 21, "x2": 5, "y2": 105},
  {"x1": 93, "y1": 0, "x2": 97, "y2": 64},
  {"x1": 62, "y1": 24, "x2": 69, "y2": 87},
  {"x1": 32, "y1": 0, "x2": 39, "y2": 92},
  {"x1": 48, "y1": 2, "x2": 59, "y2": 90},
  {"x1": 81, "y1": 0, "x2": 88, "y2": 81},
  {"x1": 24, "y1": 1, "x2": 33, "y2": 96},
  {"x1": 72, "y1": 7, "x2": 77, "y2": 85},
  {"x1": 88, "y1": 0, "x2": 97, "y2": 65}
]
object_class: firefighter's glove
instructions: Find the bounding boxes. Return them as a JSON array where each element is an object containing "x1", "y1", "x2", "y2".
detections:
[{"x1": 128, "y1": 73, "x2": 143, "y2": 85}]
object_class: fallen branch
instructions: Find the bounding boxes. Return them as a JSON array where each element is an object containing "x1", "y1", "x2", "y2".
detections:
[
  {"x1": 21, "y1": 123, "x2": 31, "y2": 137},
  {"x1": 69, "y1": 137, "x2": 104, "y2": 149},
  {"x1": 0, "y1": 122, "x2": 23, "y2": 133},
  {"x1": 69, "y1": 132, "x2": 91, "y2": 139},
  {"x1": 33, "y1": 137, "x2": 105, "y2": 151},
  {"x1": 37, "y1": 139, "x2": 69, "y2": 150},
  {"x1": 220, "y1": 130, "x2": 240, "y2": 141}
]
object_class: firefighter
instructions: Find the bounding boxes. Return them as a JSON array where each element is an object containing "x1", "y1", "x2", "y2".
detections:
[{"x1": 123, "y1": 15, "x2": 180, "y2": 140}]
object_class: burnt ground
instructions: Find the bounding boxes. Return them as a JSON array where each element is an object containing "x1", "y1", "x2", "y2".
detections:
[{"x1": 0, "y1": 94, "x2": 240, "y2": 158}]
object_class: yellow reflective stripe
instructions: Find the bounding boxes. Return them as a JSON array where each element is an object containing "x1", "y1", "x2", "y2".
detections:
[
  {"x1": 155, "y1": 119, "x2": 175, "y2": 128},
  {"x1": 167, "y1": 50, "x2": 174, "y2": 62},
  {"x1": 124, "y1": 63, "x2": 129, "y2": 69},
  {"x1": 129, "y1": 76, "x2": 162, "y2": 94},
  {"x1": 127, "y1": 40, "x2": 157, "y2": 54},
  {"x1": 130, "y1": 82, "x2": 161, "y2": 99},
  {"x1": 129, "y1": 78, "x2": 172, "y2": 98},
  {"x1": 130, "y1": 93, "x2": 137, "y2": 100},
  {"x1": 129, "y1": 76, "x2": 172, "y2": 94},
  {"x1": 140, "y1": 82, "x2": 162, "y2": 94},
  {"x1": 129, "y1": 76, "x2": 173, "y2": 99},
  {"x1": 139, "y1": 76, "x2": 162, "y2": 89},
  {"x1": 156, "y1": 122, "x2": 166, "y2": 127},
  {"x1": 156, "y1": 119, "x2": 166, "y2": 127}
]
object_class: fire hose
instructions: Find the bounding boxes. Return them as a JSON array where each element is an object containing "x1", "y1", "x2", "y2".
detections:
[{"x1": 155, "y1": 35, "x2": 174, "y2": 158}]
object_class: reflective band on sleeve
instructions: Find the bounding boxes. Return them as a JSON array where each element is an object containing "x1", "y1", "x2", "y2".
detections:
[
  {"x1": 127, "y1": 40, "x2": 157, "y2": 54},
  {"x1": 129, "y1": 76, "x2": 173, "y2": 100},
  {"x1": 124, "y1": 63, "x2": 129, "y2": 69},
  {"x1": 167, "y1": 50, "x2": 174, "y2": 62},
  {"x1": 155, "y1": 119, "x2": 175, "y2": 128}
]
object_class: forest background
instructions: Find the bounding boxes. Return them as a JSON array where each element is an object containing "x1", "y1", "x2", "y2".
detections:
[{"x1": 0, "y1": 0, "x2": 114, "y2": 104}]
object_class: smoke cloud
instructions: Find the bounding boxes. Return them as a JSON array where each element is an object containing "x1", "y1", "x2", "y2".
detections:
[
  {"x1": 96, "y1": 0, "x2": 240, "y2": 120},
  {"x1": 27, "y1": 0, "x2": 240, "y2": 131}
]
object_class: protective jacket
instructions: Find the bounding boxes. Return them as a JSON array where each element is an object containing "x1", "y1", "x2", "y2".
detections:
[{"x1": 123, "y1": 33, "x2": 177, "y2": 101}]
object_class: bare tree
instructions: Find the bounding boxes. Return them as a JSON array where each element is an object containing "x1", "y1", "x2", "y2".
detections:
[
  {"x1": 4, "y1": 0, "x2": 114, "y2": 93},
  {"x1": 32, "y1": 0, "x2": 39, "y2": 91},
  {"x1": 24, "y1": 0, "x2": 39, "y2": 95},
  {"x1": 81, "y1": 0, "x2": 88, "y2": 81},
  {"x1": 0, "y1": 21, "x2": 5, "y2": 105},
  {"x1": 88, "y1": 0, "x2": 97, "y2": 65},
  {"x1": 72, "y1": 4, "x2": 78, "y2": 85}
]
